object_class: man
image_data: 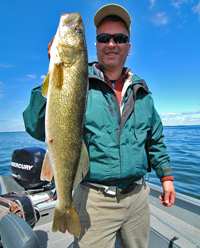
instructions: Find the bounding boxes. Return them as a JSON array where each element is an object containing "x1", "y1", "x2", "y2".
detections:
[{"x1": 23, "y1": 4, "x2": 175, "y2": 248}]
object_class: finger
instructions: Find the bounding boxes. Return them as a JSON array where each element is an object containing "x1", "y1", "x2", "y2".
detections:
[
  {"x1": 168, "y1": 193, "x2": 176, "y2": 206},
  {"x1": 159, "y1": 195, "x2": 164, "y2": 201},
  {"x1": 47, "y1": 36, "x2": 55, "y2": 60},
  {"x1": 164, "y1": 191, "x2": 170, "y2": 205},
  {"x1": 159, "y1": 192, "x2": 170, "y2": 206}
]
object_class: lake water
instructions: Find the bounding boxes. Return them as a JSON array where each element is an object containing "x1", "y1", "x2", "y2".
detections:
[{"x1": 0, "y1": 126, "x2": 200, "y2": 200}]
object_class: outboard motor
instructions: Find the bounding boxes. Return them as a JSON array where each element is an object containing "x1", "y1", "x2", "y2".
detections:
[{"x1": 11, "y1": 147, "x2": 47, "y2": 189}]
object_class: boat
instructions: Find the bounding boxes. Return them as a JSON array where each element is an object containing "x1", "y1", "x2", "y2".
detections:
[{"x1": 0, "y1": 147, "x2": 200, "y2": 248}]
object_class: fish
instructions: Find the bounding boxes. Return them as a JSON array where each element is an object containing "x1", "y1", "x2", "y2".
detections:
[{"x1": 40, "y1": 12, "x2": 89, "y2": 238}]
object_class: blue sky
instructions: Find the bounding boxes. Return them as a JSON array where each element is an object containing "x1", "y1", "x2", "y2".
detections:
[{"x1": 0, "y1": 0, "x2": 200, "y2": 132}]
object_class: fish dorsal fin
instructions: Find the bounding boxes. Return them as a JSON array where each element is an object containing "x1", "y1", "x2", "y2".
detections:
[
  {"x1": 42, "y1": 72, "x2": 50, "y2": 98},
  {"x1": 73, "y1": 140, "x2": 90, "y2": 190}
]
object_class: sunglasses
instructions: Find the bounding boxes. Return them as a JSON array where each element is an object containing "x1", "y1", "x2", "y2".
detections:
[{"x1": 96, "y1": 33, "x2": 130, "y2": 44}]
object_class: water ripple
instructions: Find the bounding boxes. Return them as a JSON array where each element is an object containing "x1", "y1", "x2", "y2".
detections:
[{"x1": 0, "y1": 126, "x2": 200, "y2": 200}]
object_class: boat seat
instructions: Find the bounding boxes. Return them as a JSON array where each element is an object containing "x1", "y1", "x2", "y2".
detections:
[{"x1": 0, "y1": 213, "x2": 40, "y2": 248}]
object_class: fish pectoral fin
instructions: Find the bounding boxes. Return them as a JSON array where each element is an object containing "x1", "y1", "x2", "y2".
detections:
[
  {"x1": 42, "y1": 71, "x2": 50, "y2": 97},
  {"x1": 52, "y1": 63, "x2": 63, "y2": 88},
  {"x1": 73, "y1": 140, "x2": 90, "y2": 190},
  {"x1": 42, "y1": 64, "x2": 63, "y2": 96},
  {"x1": 40, "y1": 150, "x2": 54, "y2": 181}
]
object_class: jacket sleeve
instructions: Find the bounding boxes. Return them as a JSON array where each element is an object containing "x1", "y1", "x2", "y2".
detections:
[
  {"x1": 22, "y1": 84, "x2": 46, "y2": 141},
  {"x1": 148, "y1": 99, "x2": 173, "y2": 180}
]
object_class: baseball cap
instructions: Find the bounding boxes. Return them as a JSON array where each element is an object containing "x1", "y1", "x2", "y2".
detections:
[{"x1": 94, "y1": 4, "x2": 131, "y2": 34}]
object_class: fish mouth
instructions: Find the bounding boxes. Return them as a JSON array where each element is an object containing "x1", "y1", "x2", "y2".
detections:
[{"x1": 61, "y1": 12, "x2": 82, "y2": 26}]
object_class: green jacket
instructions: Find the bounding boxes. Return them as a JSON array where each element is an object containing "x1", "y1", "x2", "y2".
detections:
[{"x1": 23, "y1": 62, "x2": 172, "y2": 190}]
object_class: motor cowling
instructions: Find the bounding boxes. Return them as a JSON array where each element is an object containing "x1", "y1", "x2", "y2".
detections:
[{"x1": 11, "y1": 147, "x2": 47, "y2": 189}]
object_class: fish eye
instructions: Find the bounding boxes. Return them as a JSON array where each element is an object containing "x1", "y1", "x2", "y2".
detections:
[{"x1": 75, "y1": 26, "x2": 82, "y2": 33}]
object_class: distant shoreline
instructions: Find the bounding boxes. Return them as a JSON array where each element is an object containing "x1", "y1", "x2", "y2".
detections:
[
  {"x1": 164, "y1": 124, "x2": 200, "y2": 127},
  {"x1": 1, "y1": 125, "x2": 200, "y2": 133}
]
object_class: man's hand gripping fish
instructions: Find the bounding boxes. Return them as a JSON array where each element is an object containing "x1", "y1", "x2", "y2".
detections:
[{"x1": 40, "y1": 12, "x2": 89, "y2": 238}]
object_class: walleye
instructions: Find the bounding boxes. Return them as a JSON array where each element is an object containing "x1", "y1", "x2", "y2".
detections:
[{"x1": 40, "y1": 12, "x2": 89, "y2": 237}]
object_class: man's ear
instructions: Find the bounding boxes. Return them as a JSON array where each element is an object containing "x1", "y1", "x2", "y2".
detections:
[{"x1": 127, "y1": 42, "x2": 131, "y2": 56}]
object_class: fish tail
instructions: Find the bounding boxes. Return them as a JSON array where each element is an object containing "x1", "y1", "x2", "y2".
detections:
[{"x1": 52, "y1": 206, "x2": 81, "y2": 237}]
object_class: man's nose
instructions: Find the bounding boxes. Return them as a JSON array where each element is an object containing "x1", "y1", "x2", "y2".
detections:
[{"x1": 107, "y1": 38, "x2": 116, "y2": 46}]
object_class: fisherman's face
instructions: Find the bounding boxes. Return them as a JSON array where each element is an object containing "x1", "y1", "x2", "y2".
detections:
[{"x1": 96, "y1": 20, "x2": 131, "y2": 72}]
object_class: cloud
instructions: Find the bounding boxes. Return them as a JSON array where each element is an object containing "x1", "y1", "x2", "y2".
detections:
[
  {"x1": 192, "y1": 1, "x2": 200, "y2": 19},
  {"x1": 171, "y1": 0, "x2": 188, "y2": 9},
  {"x1": 160, "y1": 112, "x2": 177, "y2": 117},
  {"x1": 89, "y1": 54, "x2": 97, "y2": 61},
  {"x1": 0, "y1": 63, "x2": 13, "y2": 68},
  {"x1": 0, "y1": 119, "x2": 25, "y2": 132},
  {"x1": 160, "y1": 111, "x2": 200, "y2": 126},
  {"x1": 40, "y1": 75, "x2": 46, "y2": 79},
  {"x1": 27, "y1": 74, "x2": 36, "y2": 78},
  {"x1": 182, "y1": 110, "x2": 200, "y2": 115},
  {"x1": 152, "y1": 12, "x2": 169, "y2": 26},
  {"x1": 149, "y1": 0, "x2": 156, "y2": 9}
]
